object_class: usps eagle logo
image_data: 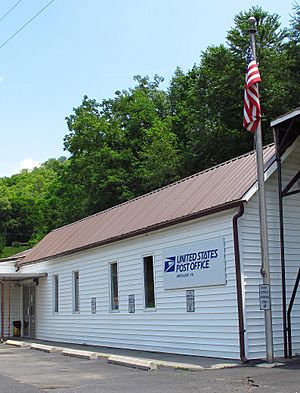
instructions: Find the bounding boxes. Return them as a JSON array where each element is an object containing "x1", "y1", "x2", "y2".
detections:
[{"x1": 164, "y1": 256, "x2": 176, "y2": 272}]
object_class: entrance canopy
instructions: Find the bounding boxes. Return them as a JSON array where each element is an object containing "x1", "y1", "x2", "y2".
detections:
[
  {"x1": 0, "y1": 273, "x2": 47, "y2": 281},
  {"x1": 271, "y1": 107, "x2": 300, "y2": 359},
  {"x1": 271, "y1": 107, "x2": 300, "y2": 154}
]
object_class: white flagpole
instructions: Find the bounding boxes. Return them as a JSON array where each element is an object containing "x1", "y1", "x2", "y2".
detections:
[{"x1": 248, "y1": 16, "x2": 274, "y2": 363}]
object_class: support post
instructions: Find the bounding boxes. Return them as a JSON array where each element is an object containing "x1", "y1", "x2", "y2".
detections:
[
  {"x1": 274, "y1": 127, "x2": 288, "y2": 358},
  {"x1": 1, "y1": 280, "x2": 4, "y2": 341},
  {"x1": 8, "y1": 279, "x2": 11, "y2": 338}
]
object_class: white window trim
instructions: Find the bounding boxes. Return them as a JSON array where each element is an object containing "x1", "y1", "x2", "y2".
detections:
[
  {"x1": 108, "y1": 261, "x2": 119, "y2": 313},
  {"x1": 53, "y1": 274, "x2": 59, "y2": 314},
  {"x1": 72, "y1": 270, "x2": 80, "y2": 314}
]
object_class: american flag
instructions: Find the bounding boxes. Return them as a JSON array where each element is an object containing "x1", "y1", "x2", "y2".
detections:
[{"x1": 243, "y1": 46, "x2": 261, "y2": 132}]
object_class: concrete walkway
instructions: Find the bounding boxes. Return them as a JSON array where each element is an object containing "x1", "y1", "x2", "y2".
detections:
[{"x1": 5, "y1": 338, "x2": 241, "y2": 371}]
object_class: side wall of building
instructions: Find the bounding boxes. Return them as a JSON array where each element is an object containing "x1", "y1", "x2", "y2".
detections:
[
  {"x1": 21, "y1": 210, "x2": 241, "y2": 359},
  {"x1": 241, "y1": 141, "x2": 300, "y2": 359}
]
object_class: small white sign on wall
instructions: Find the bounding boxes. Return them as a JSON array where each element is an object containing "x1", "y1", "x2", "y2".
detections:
[
  {"x1": 163, "y1": 237, "x2": 226, "y2": 290},
  {"x1": 259, "y1": 284, "x2": 271, "y2": 310},
  {"x1": 91, "y1": 297, "x2": 97, "y2": 314},
  {"x1": 186, "y1": 290, "x2": 195, "y2": 312},
  {"x1": 128, "y1": 294, "x2": 135, "y2": 313}
]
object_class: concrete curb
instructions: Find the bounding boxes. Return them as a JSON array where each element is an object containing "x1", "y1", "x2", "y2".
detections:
[
  {"x1": 209, "y1": 363, "x2": 239, "y2": 369},
  {"x1": 62, "y1": 348, "x2": 98, "y2": 360},
  {"x1": 108, "y1": 355, "x2": 157, "y2": 371},
  {"x1": 94, "y1": 352, "x2": 110, "y2": 359},
  {"x1": 5, "y1": 340, "x2": 31, "y2": 349},
  {"x1": 155, "y1": 361, "x2": 238, "y2": 370},
  {"x1": 255, "y1": 362, "x2": 285, "y2": 368},
  {"x1": 156, "y1": 361, "x2": 204, "y2": 371},
  {"x1": 4, "y1": 340, "x2": 239, "y2": 371},
  {"x1": 30, "y1": 343, "x2": 62, "y2": 353}
]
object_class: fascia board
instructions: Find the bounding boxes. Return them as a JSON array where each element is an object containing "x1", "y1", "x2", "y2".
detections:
[
  {"x1": 241, "y1": 140, "x2": 297, "y2": 202},
  {"x1": 270, "y1": 108, "x2": 300, "y2": 127}
]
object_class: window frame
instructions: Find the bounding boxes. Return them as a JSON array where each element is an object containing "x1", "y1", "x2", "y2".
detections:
[
  {"x1": 109, "y1": 262, "x2": 119, "y2": 312},
  {"x1": 72, "y1": 270, "x2": 80, "y2": 313},
  {"x1": 142, "y1": 254, "x2": 156, "y2": 310}
]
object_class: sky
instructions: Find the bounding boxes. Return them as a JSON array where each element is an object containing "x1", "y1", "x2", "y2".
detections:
[{"x1": 0, "y1": 0, "x2": 296, "y2": 177}]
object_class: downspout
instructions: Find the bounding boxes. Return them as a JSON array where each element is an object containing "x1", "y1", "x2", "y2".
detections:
[
  {"x1": 233, "y1": 203, "x2": 247, "y2": 362},
  {"x1": 0, "y1": 280, "x2": 4, "y2": 341}
]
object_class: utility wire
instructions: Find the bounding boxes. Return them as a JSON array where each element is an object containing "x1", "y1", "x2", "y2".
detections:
[
  {"x1": 0, "y1": 0, "x2": 23, "y2": 24},
  {"x1": 0, "y1": 0, "x2": 55, "y2": 50}
]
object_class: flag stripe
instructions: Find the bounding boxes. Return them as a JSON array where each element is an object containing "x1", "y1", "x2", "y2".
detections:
[{"x1": 243, "y1": 46, "x2": 261, "y2": 133}]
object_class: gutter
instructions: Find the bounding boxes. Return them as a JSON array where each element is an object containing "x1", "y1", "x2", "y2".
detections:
[{"x1": 232, "y1": 203, "x2": 247, "y2": 362}]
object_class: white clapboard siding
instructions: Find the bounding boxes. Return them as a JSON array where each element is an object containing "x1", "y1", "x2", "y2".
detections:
[
  {"x1": 21, "y1": 210, "x2": 241, "y2": 359},
  {"x1": 241, "y1": 141, "x2": 300, "y2": 359},
  {"x1": 0, "y1": 261, "x2": 18, "y2": 273}
]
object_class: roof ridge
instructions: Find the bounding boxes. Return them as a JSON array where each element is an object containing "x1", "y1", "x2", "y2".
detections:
[{"x1": 50, "y1": 143, "x2": 274, "y2": 233}]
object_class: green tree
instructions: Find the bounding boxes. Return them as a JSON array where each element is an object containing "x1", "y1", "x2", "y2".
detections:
[
  {"x1": 169, "y1": 47, "x2": 253, "y2": 175},
  {"x1": 0, "y1": 184, "x2": 11, "y2": 254},
  {"x1": 288, "y1": 2, "x2": 300, "y2": 40},
  {"x1": 227, "y1": 6, "x2": 297, "y2": 132},
  {"x1": 134, "y1": 118, "x2": 181, "y2": 191},
  {"x1": 0, "y1": 158, "x2": 68, "y2": 247},
  {"x1": 64, "y1": 76, "x2": 181, "y2": 214},
  {"x1": 227, "y1": 6, "x2": 288, "y2": 54},
  {"x1": 285, "y1": 3, "x2": 300, "y2": 108},
  {"x1": 169, "y1": 6, "x2": 299, "y2": 176}
]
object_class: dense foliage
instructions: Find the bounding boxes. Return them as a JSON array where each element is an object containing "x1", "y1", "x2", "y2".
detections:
[{"x1": 1, "y1": 6, "x2": 300, "y2": 254}]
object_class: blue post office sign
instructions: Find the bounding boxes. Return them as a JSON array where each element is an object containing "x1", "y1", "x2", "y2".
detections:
[{"x1": 163, "y1": 238, "x2": 226, "y2": 290}]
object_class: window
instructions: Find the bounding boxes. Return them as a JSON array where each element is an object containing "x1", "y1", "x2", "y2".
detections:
[
  {"x1": 143, "y1": 256, "x2": 155, "y2": 308},
  {"x1": 73, "y1": 271, "x2": 80, "y2": 313},
  {"x1": 110, "y1": 262, "x2": 119, "y2": 311},
  {"x1": 53, "y1": 275, "x2": 59, "y2": 313}
]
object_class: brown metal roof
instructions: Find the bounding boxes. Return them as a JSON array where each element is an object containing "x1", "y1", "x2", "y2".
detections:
[{"x1": 20, "y1": 144, "x2": 275, "y2": 265}]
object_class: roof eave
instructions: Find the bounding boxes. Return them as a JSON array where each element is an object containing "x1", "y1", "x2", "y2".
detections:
[
  {"x1": 271, "y1": 107, "x2": 300, "y2": 127},
  {"x1": 0, "y1": 256, "x2": 26, "y2": 263},
  {"x1": 241, "y1": 139, "x2": 297, "y2": 202}
]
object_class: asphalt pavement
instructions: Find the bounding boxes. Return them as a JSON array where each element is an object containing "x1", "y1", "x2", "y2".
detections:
[{"x1": 0, "y1": 343, "x2": 299, "y2": 393}]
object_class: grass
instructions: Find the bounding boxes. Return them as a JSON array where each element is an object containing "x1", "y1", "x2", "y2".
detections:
[{"x1": 0, "y1": 245, "x2": 29, "y2": 259}]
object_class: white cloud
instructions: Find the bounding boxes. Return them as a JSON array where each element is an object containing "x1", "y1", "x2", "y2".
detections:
[
  {"x1": 0, "y1": 76, "x2": 3, "y2": 83},
  {"x1": 18, "y1": 158, "x2": 41, "y2": 172}
]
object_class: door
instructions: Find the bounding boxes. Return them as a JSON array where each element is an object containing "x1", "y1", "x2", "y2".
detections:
[{"x1": 23, "y1": 285, "x2": 36, "y2": 338}]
